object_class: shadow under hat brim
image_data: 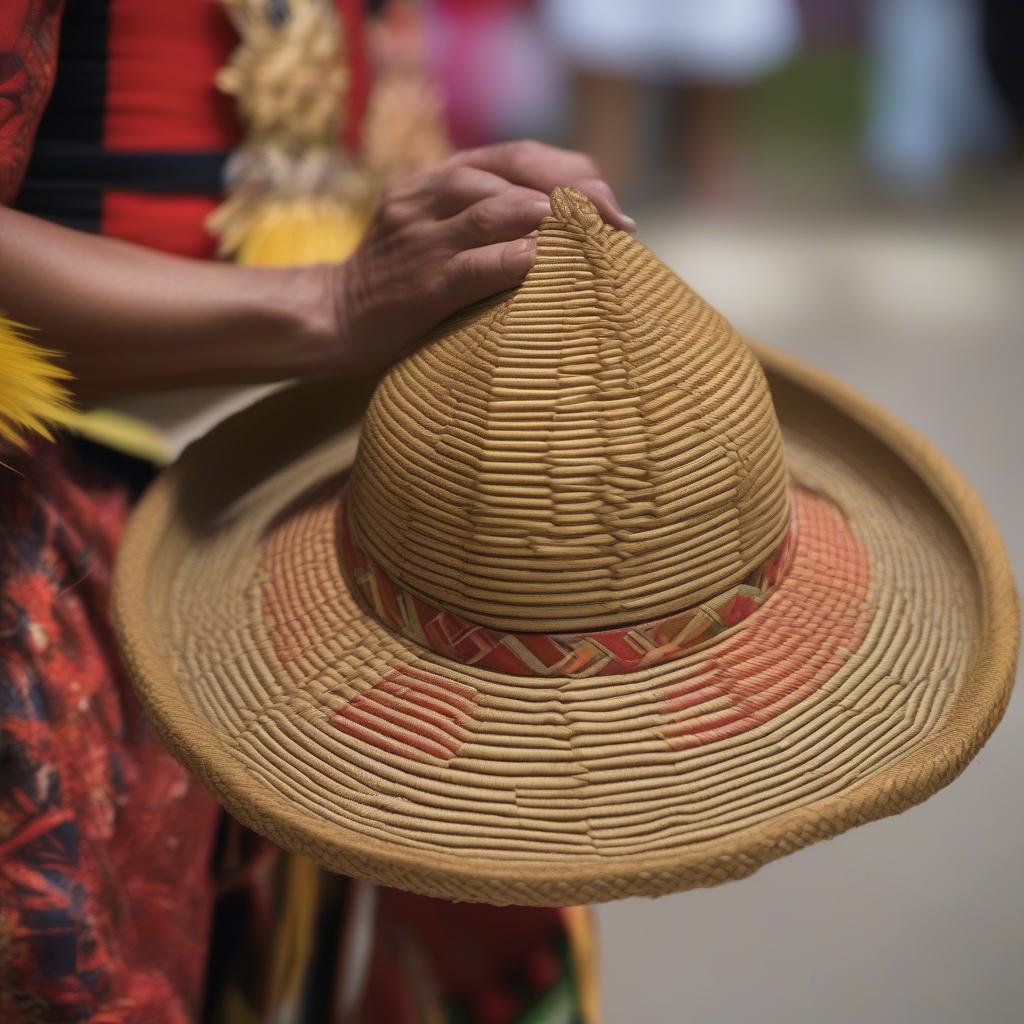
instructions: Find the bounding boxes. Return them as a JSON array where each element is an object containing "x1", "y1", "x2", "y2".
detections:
[{"x1": 113, "y1": 343, "x2": 1019, "y2": 906}]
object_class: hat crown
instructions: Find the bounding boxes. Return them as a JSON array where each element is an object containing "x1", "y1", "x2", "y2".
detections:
[{"x1": 347, "y1": 187, "x2": 789, "y2": 632}]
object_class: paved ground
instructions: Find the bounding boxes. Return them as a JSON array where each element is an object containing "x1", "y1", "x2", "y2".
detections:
[{"x1": 597, "y1": 207, "x2": 1024, "y2": 1024}]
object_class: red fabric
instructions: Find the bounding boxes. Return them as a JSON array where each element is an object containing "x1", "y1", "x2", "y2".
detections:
[
  {"x1": 103, "y1": 0, "x2": 239, "y2": 152},
  {"x1": 102, "y1": 190, "x2": 222, "y2": 259},
  {"x1": 363, "y1": 890, "x2": 574, "y2": 1024},
  {"x1": 0, "y1": 0, "x2": 64, "y2": 204},
  {"x1": 99, "y1": 0, "x2": 241, "y2": 256},
  {"x1": 0, "y1": 441, "x2": 221, "y2": 1023},
  {"x1": 337, "y1": 0, "x2": 370, "y2": 153},
  {"x1": 7, "y1": 0, "x2": 369, "y2": 254}
]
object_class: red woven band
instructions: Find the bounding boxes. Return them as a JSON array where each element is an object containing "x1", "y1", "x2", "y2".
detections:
[{"x1": 337, "y1": 501, "x2": 796, "y2": 679}]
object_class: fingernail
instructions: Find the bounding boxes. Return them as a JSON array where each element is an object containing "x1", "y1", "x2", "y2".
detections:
[
  {"x1": 603, "y1": 191, "x2": 635, "y2": 231},
  {"x1": 506, "y1": 236, "x2": 536, "y2": 273}
]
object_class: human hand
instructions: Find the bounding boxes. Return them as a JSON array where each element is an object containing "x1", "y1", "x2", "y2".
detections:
[{"x1": 328, "y1": 140, "x2": 633, "y2": 375}]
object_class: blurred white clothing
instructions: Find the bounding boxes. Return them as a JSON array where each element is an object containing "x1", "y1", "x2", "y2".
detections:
[{"x1": 542, "y1": 0, "x2": 800, "y2": 81}]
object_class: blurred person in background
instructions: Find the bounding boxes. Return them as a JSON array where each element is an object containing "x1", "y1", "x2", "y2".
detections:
[
  {"x1": 864, "y1": 0, "x2": 1010, "y2": 199},
  {"x1": 428, "y1": 0, "x2": 565, "y2": 147},
  {"x1": 0, "y1": 0, "x2": 628, "y2": 1020},
  {"x1": 541, "y1": 0, "x2": 801, "y2": 206}
]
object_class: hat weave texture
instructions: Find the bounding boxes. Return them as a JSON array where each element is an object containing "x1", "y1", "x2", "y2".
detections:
[
  {"x1": 114, "y1": 189, "x2": 1019, "y2": 906},
  {"x1": 350, "y1": 188, "x2": 788, "y2": 632}
]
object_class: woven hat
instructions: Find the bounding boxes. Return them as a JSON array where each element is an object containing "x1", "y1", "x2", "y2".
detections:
[{"x1": 115, "y1": 188, "x2": 1018, "y2": 906}]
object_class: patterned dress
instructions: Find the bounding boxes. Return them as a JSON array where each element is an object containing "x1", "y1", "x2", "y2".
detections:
[
  {"x1": 0, "y1": 2, "x2": 597, "y2": 1021},
  {"x1": 0, "y1": 439, "x2": 219, "y2": 1022}
]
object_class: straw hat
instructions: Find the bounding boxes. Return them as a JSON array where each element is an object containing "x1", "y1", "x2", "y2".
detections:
[{"x1": 115, "y1": 188, "x2": 1018, "y2": 906}]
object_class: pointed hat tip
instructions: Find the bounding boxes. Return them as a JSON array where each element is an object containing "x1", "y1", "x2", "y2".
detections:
[{"x1": 549, "y1": 186, "x2": 604, "y2": 235}]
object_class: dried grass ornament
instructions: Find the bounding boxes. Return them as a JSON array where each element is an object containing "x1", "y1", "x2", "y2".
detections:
[{"x1": 208, "y1": 0, "x2": 372, "y2": 267}]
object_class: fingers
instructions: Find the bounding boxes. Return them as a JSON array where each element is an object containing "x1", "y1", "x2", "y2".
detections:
[
  {"x1": 376, "y1": 140, "x2": 632, "y2": 239},
  {"x1": 450, "y1": 140, "x2": 635, "y2": 231},
  {"x1": 336, "y1": 139, "x2": 629, "y2": 376},
  {"x1": 572, "y1": 177, "x2": 635, "y2": 230},
  {"x1": 372, "y1": 165, "x2": 550, "y2": 240},
  {"x1": 442, "y1": 188, "x2": 551, "y2": 249},
  {"x1": 443, "y1": 237, "x2": 536, "y2": 310},
  {"x1": 451, "y1": 140, "x2": 598, "y2": 187},
  {"x1": 425, "y1": 166, "x2": 548, "y2": 219}
]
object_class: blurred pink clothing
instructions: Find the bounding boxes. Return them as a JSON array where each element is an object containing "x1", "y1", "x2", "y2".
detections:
[{"x1": 429, "y1": 0, "x2": 564, "y2": 145}]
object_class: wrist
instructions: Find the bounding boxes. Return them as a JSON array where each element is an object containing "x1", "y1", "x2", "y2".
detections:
[
  {"x1": 264, "y1": 264, "x2": 341, "y2": 378},
  {"x1": 327, "y1": 256, "x2": 377, "y2": 377}
]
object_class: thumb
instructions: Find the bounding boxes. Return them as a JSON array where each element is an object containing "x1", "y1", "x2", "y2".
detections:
[{"x1": 443, "y1": 236, "x2": 535, "y2": 311}]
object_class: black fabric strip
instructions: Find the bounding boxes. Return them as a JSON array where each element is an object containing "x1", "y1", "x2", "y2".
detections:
[
  {"x1": 18, "y1": 143, "x2": 230, "y2": 195},
  {"x1": 14, "y1": 183, "x2": 106, "y2": 234},
  {"x1": 41, "y1": 0, "x2": 109, "y2": 145},
  {"x1": 17, "y1": 0, "x2": 113, "y2": 231}
]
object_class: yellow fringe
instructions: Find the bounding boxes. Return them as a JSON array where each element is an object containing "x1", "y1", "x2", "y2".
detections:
[
  {"x1": 0, "y1": 316, "x2": 171, "y2": 463},
  {"x1": 57, "y1": 407, "x2": 171, "y2": 464},
  {"x1": 265, "y1": 854, "x2": 323, "y2": 1016},
  {"x1": 0, "y1": 316, "x2": 73, "y2": 448},
  {"x1": 235, "y1": 195, "x2": 369, "y2": 268},
  {"x1": 564, "y1": 905, "x2": 602, "y2": 1024}
]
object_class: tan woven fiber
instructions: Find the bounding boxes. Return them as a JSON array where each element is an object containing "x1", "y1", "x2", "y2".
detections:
[
  {"x1": 114, "y1": 192, "x2": 1018, "y2": 907},
  {"x1": 350, "y1": 189, "x2": 789, "y2": 631}
]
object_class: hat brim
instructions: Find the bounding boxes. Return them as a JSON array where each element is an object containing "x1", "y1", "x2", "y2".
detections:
[{"x1": 114, "y1": 343, "x2": 1018, "y2": 906}]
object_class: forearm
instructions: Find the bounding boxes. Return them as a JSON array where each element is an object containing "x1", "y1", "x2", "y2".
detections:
[
  {"x1": 0, "y1": 142, "x2": 631, "y2": 399},
  {"x1": 0, "y1": 206, "x2": 336, "y2": 399}
]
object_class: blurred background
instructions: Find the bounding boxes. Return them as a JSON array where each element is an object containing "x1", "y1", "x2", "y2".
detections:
[{"x1": 420, "y1": 1, "x2": 1023, "y2": 1021}]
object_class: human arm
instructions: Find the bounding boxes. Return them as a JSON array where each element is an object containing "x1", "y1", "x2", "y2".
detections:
[{"x1": 0, "y1": 141, "x2": 632, "y2": 400}]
